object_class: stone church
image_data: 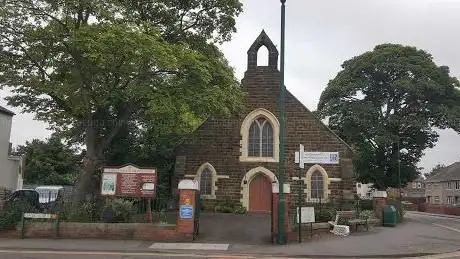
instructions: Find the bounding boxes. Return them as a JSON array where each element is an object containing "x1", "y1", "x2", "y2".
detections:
[{"x1": 174, "y1": 31, "x2": 355, "y2": 214}]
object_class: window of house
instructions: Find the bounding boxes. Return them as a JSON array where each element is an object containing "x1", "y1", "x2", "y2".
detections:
[
  {"x1": 311, "y1": 171, "x2": 324, "y2": 199},
  {"x1": 240, "y1": 108, "x2": 279, "y2": 162},
  {"x1": 427, "y1": 184, "x2": 432, "y2": 190},
  {"x1": 417, "y1": 183, "x2": 422, "y2": 189},
  {"x1": 447, "y1": 196, "x2": 455, "y2": 204},
  {"x1": 456, "y1": 181, "x2": 460, "y2": 190},
  {"x1": 435, "y1": 196, "x2": 440, "y2": 204},
  {"x1": 427, "y1": 196, "x2": 431, "y2": 203},
  {"x1": 447, "y1": 181, "x2": 452, "y2": 190},
  {"x1": 412, "y1": 182, "x2": 417, "y2": 189},
  {"x1": 248, "y1": 117, "x2": 273, "y2": 157}
]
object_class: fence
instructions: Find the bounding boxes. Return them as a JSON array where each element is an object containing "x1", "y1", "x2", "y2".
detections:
[{"x1": 6, "y1": 186, "x2": 178, "y2": 224}]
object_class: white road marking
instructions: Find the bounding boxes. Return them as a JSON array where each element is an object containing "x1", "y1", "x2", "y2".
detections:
[
  {"x1": 149, "y1": 242, "x2": 230, "y2": 251},
  {"x1": 433, "y1": 223, "x2": 460, "y2": 233}
]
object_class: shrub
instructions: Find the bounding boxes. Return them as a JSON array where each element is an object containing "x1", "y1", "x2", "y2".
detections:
[
  {"x1": 0, "y1": 200, "x2": 39, "y2": 231},
  {"x1": 315, "y1": 208, "x2": 335, "y2": 222},
  {"x1": 359, "y1": 210, "x2": 375, "y2": 220},
  {"x1": 101, "y1": 198, "x2": 136, "y2": 223},
  {"x1": 64, "y1": 199, "x2": 99, "y2": 222},
  {"x1": 358, "y1": 200, "x2": 374, "y2": 211}
]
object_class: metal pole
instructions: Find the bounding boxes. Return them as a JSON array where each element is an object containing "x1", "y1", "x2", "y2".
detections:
[
  {"x1": 298, "y1": 168, "x2": 301, "y2": 243},
  {"x1": 277, "y1": 0, "x2": 286, "y2": 245},
  {"x1": 397, "y1": 140, "x2": 401, "y2": 199}
]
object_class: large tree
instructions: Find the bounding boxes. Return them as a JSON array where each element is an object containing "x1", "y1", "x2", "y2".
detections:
[
  {"x1": 13, "y1": 134, "x2": 81, "y2": 185},
  {"x1": 318, "y1": 44, "x2": 460, "y2": 190},
  {"x1": 0, "y1": 0, "x2": 244, "y2": 198}
]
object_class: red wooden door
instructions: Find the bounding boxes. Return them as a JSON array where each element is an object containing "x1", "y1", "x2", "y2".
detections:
[{"x1": 249, "y1": 174, "x2": 272, "y2": 213}]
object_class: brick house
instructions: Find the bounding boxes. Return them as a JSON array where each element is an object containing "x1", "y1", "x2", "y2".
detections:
[
  {"x1": 425, "y1": 162, "x2": 460, "y2": 205},
  {"x1": 174, "y1": 31, "x2": 355, "y2": 214}
]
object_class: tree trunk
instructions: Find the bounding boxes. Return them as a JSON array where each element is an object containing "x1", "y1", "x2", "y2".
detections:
[{"x1": 75, "y1": 126, "x2": 101, "y2": 202}]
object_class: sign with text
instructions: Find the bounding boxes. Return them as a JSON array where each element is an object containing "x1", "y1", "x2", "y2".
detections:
[
  {"x1": 24, "y1": 213, "x2": 57, "y2": 219},
  {"x1": 180, "y1": 205, "x2": 193, "y2": 219},
  {"x1": 101, "y1": 164, "x2": 157, "y2": 198},
  {"x1": 295, "y1": 144, "x2": 339, "y2": 167},
  {"x1": 296, "y1": 207, "x2": 315, "y2": 223}
]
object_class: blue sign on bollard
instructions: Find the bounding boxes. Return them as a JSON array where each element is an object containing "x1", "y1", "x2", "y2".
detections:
[{"x1": 180, "y1": 205, "x2": 193, "y2": 219}]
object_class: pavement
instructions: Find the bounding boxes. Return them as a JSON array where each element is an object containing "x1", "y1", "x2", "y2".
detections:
[{"x1": 0, "y1": 212, "x2": 459, "y2": 258}]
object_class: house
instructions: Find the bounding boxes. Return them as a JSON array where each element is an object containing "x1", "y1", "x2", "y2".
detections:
[
  {"x1": 174, "y1": 31, "x2": 356, "y2": 215},
  {"x1": 425, "y1": 162, "x2": 460, "y2": 205},
  {"x1": 404, "y1": 176, "x2": 426, "y2": 198},
  {"x1": 0, "y1": 105, "x2": 24, "y2": 190}
]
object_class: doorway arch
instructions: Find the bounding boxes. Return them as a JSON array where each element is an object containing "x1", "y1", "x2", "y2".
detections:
[{"x1": 240, "y1": 167, "x2": 277, "y2": 212}]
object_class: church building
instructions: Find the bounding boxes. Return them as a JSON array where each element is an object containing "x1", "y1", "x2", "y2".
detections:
[{"x1": 174, "y1": 31, "x2": 356, "y2": 214}]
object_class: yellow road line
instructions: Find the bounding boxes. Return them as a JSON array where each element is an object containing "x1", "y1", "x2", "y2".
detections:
[{"x1": 0, "y1": 249, "x2": 258, "y2": 258}]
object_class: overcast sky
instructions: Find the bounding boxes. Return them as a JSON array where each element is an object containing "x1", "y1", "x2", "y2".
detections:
[{"x1": 1, "y1": 0, "x2": 460, "y2": 173}]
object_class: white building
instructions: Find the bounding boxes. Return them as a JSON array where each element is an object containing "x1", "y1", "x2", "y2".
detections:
[
  {"x1": 0, "y1": 106, "x2": 24, "y2": 190},
  {"x1": 356, "y1": 182, "x2": 375, "y2": 199}
]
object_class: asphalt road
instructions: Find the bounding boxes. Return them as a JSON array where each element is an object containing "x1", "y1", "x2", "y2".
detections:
[{"x1": 406, "y1": 212, "x2": 460, "y2": 235}]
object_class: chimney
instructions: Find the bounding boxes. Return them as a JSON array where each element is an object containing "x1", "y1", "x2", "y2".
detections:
[{"x1": 8, "y1": 142, "x2": 12, "y2": 155}]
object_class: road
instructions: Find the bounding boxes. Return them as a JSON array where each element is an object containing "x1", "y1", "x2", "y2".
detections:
[{"x1": 406, "y1": 212, "x2": 460, "y2": 234}]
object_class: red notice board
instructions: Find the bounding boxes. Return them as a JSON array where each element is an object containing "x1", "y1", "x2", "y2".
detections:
[{"x1": 101, "y1": 164, "x2": 157, "y2": 198}]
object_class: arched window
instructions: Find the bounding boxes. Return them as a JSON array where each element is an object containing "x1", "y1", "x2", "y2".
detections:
[
  {"x1": 305, "y1": 164, "x2": 329, "y2": 201},
  {"x1": 248, "y1": 117, "x2": 273, "y2": 157},
  {"x1": 200, "y1": 168, "x2": 212, "y2": 196},
  {"x1": 240, "y1": 108, "x2": 279, "y2": 163},
  {"x1": 311, "y1": 171, "x2": 324, "y2": 199}
]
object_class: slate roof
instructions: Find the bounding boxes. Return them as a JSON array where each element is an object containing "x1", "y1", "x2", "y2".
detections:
[
  {"x1": 425, "y1": 162, "x2": 460, "y2": 182},
  {"x1": 0, "y1": 105, "x2": 15, "y2": 116}
]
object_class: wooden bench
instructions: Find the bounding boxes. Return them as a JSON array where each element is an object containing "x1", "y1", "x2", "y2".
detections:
[{"x1": 328, "y1": 210, "x2": 369, "y2": 233}]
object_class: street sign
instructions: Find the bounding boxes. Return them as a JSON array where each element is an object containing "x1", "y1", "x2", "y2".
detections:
[
  {"x1": 24, "y1": 213, "x2": 57, "y2": 219},
  {"x1": 295, "y1": 144, "x2": 339, "y2": 166}
]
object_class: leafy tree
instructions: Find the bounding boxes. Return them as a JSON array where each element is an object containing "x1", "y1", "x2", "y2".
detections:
[
  {"x1": 14, "y1": 134, "x2": 81, "y2": 185},
  {"x1": 424, "y1": 163, "x2": 447, "y2": 179},
  {"x1": 0, "y1": 0, "x2": 244, "y2": 198},
  {"x1": 318, "y1": 44, "x2": 460, "y2": 190}
]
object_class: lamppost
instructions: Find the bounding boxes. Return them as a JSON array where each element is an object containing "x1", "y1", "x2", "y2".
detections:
[
  {"x1": 397, "y1": 139, "x2": 408, "y2": 199},
  {"x1": 277, "y1": 0, "x2": 286, "y2": 245}
]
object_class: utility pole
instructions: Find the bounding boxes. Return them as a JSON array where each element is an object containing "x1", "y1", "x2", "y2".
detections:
[{"x1": 277, "y1": 0, "x2": 286, "y2": 245}]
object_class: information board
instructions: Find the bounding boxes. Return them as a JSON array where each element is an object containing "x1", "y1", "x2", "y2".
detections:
[
  {"x1": 101, "y1": 164, "x2": 157, "y2": 198},
  {"x1": 297, "y1": 207, "x2": 315, "y2": 223}
]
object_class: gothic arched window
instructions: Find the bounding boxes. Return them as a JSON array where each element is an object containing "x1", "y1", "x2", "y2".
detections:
[{"x1": 248, "y1": 117, "x2": 274, "y2": 157}]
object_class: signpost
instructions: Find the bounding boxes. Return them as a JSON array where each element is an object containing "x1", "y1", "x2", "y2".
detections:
[
  {"x1": 21, "y1": 213, "x2": 59, "y2": 239},
  {"x1": 294, "y1": 144, "x2": 339, "y2": 242},
  {"x1": 101, "y1": 164, "x2": 158, "y2": 223}
]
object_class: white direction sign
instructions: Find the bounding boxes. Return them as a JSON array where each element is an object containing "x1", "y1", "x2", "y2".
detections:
[{"x1": 295, "y1": 144, "x2": 339, "y2": 168}]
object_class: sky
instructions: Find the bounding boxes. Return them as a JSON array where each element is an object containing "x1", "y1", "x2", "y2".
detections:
[{"x1": 1, "y1": 0, "x2": 460, "y2": 173}]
